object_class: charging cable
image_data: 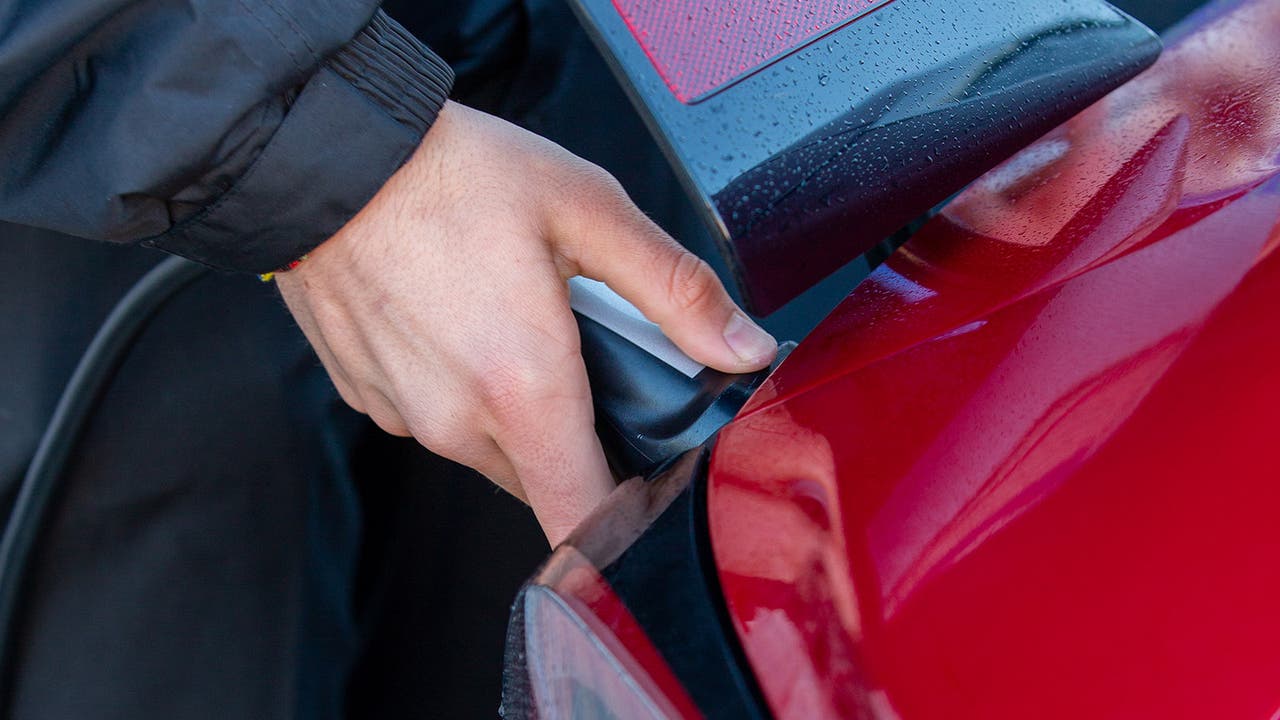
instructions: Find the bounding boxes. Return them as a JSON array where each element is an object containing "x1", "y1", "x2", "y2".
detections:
[{"x1": 0, "y1": 256, "x2": 208, "y2": 692}]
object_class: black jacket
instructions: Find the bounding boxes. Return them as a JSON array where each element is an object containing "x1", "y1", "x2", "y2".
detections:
[{"x1": 0, "y1": 1, "x2": 457, "y2": 273}]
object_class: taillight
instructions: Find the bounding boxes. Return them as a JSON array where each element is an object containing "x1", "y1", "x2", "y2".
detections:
[
  {"x1": 519, "y1": 550, "x2": 702, "y2": 720},
  {"x1": 501, "y1": 452, "x2": 768, "y2": 720}
]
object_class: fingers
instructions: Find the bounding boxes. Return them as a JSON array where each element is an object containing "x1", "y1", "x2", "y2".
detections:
[
  {"x1": 555, "y1": 174, "x2": 777, "y2": 373},
  {"x1": 433, "y1": 433, "x2": 529, "y2": 505},
  {"x1": 480, "y1": 353, "x2": 615, "y2": 547}
]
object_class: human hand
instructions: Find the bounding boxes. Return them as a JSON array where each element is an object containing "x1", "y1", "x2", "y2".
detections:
[{"x1": 275, "y1": 101, "x2": 776, "y2": 546}]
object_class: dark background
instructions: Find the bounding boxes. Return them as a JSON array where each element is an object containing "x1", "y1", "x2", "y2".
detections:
[{"x1": 345, "y1": 1, "x2": 1210, "y2": 718}]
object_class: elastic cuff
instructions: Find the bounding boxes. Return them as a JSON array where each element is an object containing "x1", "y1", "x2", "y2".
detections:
[
  {"x1": 327, "y1": 11, "x2": 454, "y2": 138},
  {"x1": 143, "y1": 11, "x2": 455, "y2": 273}
]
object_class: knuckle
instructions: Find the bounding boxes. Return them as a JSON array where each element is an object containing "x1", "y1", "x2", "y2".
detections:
[
  {"x1": 579, "y1": 160, "x2": 622, "y2": 191},
  {"x1": 333, "y1": 383, "x2": 366, "y2": 415},
  {"x1": 477, "y1": 363, "x2": 557, "y2": 426},
  {"x1": 594, "y1": 169, "x2": 628, "y2": 199},
  {"x1": 407, "y1": 418, "x2": 459, "y2": 453},
  {"x1": 366, "y1": 399, "x2": 410, "y2": 438},
  {"x1": 395, "y1": 395, "x2": 472, "y2": 452},
  {"x1": 372, "y1": 415, "x2": 411, "y2": 438},
  {"x1": 665, "y1": 251, "x2": 718, "y2": 313},
  {"x1": 569, "y1": 162, "x2": 627, "y2": 209}
]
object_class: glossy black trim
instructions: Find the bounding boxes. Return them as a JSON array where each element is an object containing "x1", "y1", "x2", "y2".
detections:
[{"x1": 599, "y1": 453, "x2": 770, "y2": 720}]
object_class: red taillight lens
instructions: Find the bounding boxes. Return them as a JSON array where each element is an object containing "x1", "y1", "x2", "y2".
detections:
[
  {"x1": 611, "y1": 0, "x2": 891, "y2": 102},
  {"x1": 503, "y1": 454, "x2": 715, "y2": 720},
  {"x1": 521, "y1": 550, "x2": 701, "y2": 720},
  {"x1": 503, "y1": 451, "x2": 767, "y2": 720}
]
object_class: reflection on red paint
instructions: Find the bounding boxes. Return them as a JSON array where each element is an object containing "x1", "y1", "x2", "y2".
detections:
[
  {"x1": 709, "y1": 1, "x2": 1280, "y2": 718},
  {"x1": 612, "y1": 0, "x2": 891, "y2": 102}
]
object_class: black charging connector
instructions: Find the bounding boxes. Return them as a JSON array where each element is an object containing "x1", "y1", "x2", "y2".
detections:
[{"x1": 577, "y1": 312, "x2": 792, "y2": 480}]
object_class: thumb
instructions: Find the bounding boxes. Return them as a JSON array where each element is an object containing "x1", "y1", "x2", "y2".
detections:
[{"x1": 557, "y1": 181, "x2": 778, "y2": 373}]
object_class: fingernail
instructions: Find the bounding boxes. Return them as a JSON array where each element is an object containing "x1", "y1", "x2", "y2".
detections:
[{"x1": 723, "y1": 312, "x2": 777, "y2": 366}]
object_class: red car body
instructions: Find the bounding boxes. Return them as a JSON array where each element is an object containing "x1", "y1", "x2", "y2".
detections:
[
  {"x1": 504, "y1": 2, "x2": 1280, "y2": 718},
  {"x1": 709, "y1": 0, "x2": 1280, "y2": 717}
]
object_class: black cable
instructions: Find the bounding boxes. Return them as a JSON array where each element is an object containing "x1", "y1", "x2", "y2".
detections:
[{"x1": 0, "y1": 256, "x2": 208, "y2": 694}]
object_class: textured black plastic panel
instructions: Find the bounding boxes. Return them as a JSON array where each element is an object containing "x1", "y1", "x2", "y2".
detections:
[{"x1": 569, "y1": 0, "x2": 1161, "y2": 313}]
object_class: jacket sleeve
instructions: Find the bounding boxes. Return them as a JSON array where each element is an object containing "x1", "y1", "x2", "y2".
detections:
[{"x1": 0, "y1": 1, "x2": 454, "y2": 273}]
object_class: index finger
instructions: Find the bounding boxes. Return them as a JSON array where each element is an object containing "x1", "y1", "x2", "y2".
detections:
[{"x1": 487, "y1": 351, "x2": 615, "y2": 547}]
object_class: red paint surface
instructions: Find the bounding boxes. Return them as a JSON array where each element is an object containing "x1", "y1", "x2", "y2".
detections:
[
  {"x1": 708, "y1": 1, "x2": 1280, "y2": 717},
  {"x1": 612, "y1": 0, "x2": 891, "y2": 102}
]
